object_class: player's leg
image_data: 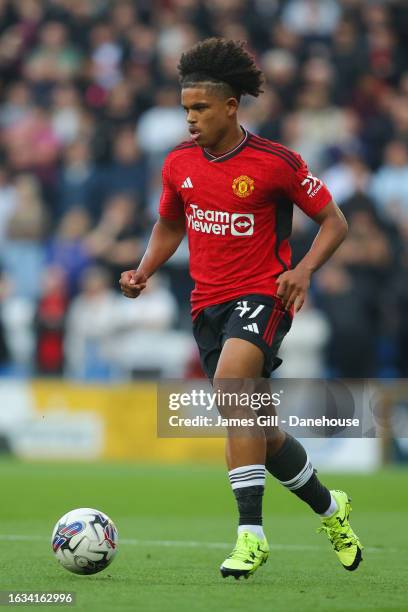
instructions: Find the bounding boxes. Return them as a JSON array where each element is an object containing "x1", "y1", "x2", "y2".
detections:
[
  {"x1": 214, "y1": 295, "x2": 286, "y2": 574},
  {"x1": 214, "y1": 338, "x2": 269, "y2": 578},
  {"x1": 218, "y1": 297, "x2": 334, "y2": 528},
  {"x1": 264, "y1": 425, "x2": 363, "y2": 570},
  {"x1": 255, "y1": 382, "x2": 335, "y2": 516},
  {"x1": 219, "y1": 295, "x2": 363, "y2": 572},
  {"x1": 257, "y1": 384, "x2": 363, "y2": 570},
  {"x1": 214, "y1": 337, "x2": 266, "y2": 470}
]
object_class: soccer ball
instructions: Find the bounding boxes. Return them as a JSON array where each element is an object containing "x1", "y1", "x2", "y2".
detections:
[{"x1": 51, "y1": 508, "x2": 118, "y2": 575}]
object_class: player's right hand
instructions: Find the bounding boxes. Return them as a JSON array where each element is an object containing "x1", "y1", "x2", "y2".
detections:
[{"x1": 119, "y1": 269, "x2": 147, "y2": 298}]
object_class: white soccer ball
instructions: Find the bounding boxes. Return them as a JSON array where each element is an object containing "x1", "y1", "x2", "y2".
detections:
[{"x1": 51, "y1": 508, "x2": 118, "y2": 575}]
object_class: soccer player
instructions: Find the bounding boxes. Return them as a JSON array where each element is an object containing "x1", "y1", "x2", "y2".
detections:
[{"x1": 120, "y1": 38, "x2": 362, "y2": 579}]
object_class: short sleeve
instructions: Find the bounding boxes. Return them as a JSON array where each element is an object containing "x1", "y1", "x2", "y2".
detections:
[
  {"x1": 282, "y1": 151, "x2": 332, "y2": 217},
  {"x1": 159, "y1": 156, "x2": 184, "y2": 220}
]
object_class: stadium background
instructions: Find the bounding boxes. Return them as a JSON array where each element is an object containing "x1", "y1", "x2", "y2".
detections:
[{"x1": 0, "y1": 1, "x2": 407, "y2": 610}]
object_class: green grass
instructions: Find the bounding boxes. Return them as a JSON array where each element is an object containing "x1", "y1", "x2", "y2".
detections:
[{"x1": 0, "y1": 460, "x2": 407, "y2": 611}]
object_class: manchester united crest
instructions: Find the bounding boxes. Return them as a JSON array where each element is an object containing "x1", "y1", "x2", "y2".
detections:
[{"x1": 232, "y1": 175, "x2": 255, "y2": 198}]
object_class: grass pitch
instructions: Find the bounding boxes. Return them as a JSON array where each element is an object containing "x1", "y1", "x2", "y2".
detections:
[{"x1": 0, "y1": 460, "x2": 407, "y2": 611}]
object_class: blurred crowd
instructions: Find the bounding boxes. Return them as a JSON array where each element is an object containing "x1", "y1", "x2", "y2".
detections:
[{"x1": 0, "y1": 0, "x2": 407, "y2": 380}]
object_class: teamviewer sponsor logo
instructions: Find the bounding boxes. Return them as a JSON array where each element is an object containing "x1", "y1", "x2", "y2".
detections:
[{"x1": 187, "y1": 204, "x2": 254, "y2": 237}]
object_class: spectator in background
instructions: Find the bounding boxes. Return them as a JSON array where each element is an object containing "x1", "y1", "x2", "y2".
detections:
[
  {"x1": 3, "y1": 106, "x2": 60, "y2": 186},
  {"x1": 0, "y1": 0, "x2": 44, "y2": 82},
  {"x1": 281, "y1": 0, "x2": 341, "y2": 38},
  {"x1": 354, "y1": 79, "x2": 396, "y2": 169},
  {"x1": 364, "y1": 9, "x2": 403, "y2": 82},
  {"x1": 0, "y1": 166, "x2": 17, "y2": 244},
  {"x1": 337, "y1": 201, "x2": 394, "y2": 286},
  {"x1": 0, "y1": 81, "x2": 33, "y2": 128},
  {"x1": 278, "y1": 296, "x2": 330, "y2": 378},
  {"x1": 389, "y1": 93, "x2": 408, "y2": 142},
  {"x1": 45, "y1": 207, "x2": 92, "y2": 296},
  {"x1": 125, "y1": 16, "x2": 156, "y2": 76},
  {"x1": 126, "y1": 23, "x2": 157, "y2": 78},
  {"x1": 103, "y1": 274, "x2": 192, "y2": 378},
  {"x1": 315, "y1": 263, "x2": 378, "y2": 377},
  {"x1": 0, "y1": 269, "x2": 35, "y2": 376},
  {"x1": 0, "y1": 270, "x2": 10, "y2": 373},
  {"x1": 92, "y1": 81, "x2": 138, "y2": 163},
  {"x1": 156, "y1": 18, "x2": 198, "y2": 68},
  {"x1": 110, "y1": 0, "x2": 138, "y2": 42},
  {"x1": 370, "y1": 140, "x2": 408, "y2": 224},
  {"x1": 283, "y1": 83, "x2": 359, "y2": 172},
  {"x1": 269, "y1": 19, "x2": 301, "y2": 57},
  {"x1": 260, "y1": 48, "x2": 298, "y2": 111},
  {"x1": 51, "y1": 83, "x2": 84, "y2": 145},
  {"x1": 316, "y1": 202, "x2": 394, "y2": 377},
  {"x1": 65, "y1": 266, "x2": 121, "y2": 380},
  {"x1": 88, "y1": 21, "x2": 124, "y2": 92},
  {"x1": 65, "y1": 267, "x2": 186, "y2": 379},
  {"x1": 330, "y1": 18, "x2": 367, "y2": 105},
  {"x1": 100, "y1": 127, "x2": 148, "y2": 209},
  {"x1": 391, "y1": 223, "x2": 408, "y2": 376},
  {"x1": 15, "y1": 0, "x2": 50, "y2": 46},
  {"x1": 322, "y1": 148, "x2": 370, "y2": 205},
  {"x1": 137, "y1": 86, "x2": 188, "y2": 164},
  {"x1": 242, "y1": 87, "x2": 282, "y2": 142},
  {"x1": 24, "y1": 20, "x2": 82, "y2": 103},
  {"x1": 50, "y1": 1, "x2": 101, "y2": 48},
  {"x1": 10, "y1": 177, "x2": 43, "y2": 231},
  {"x1": 56, "y1": 138, "x2": 99, "y2": 220},
  {"x1": 35, "y1": 265, "x2": 67, "y2": 376},
  {"x1": 84, "y1": 193, "x2": 143, "y2": 287},
  {"x1": 1, "y1": 174, "x2": 46, "y2": 300}
]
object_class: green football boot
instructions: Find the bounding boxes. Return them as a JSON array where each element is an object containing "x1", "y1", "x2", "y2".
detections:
[
  {"x1": 220, "y1": 531, "x2": 269, "y2": 579},
  {"x1": 318, "y1": 490, "x2": 363, "y2": 571}
]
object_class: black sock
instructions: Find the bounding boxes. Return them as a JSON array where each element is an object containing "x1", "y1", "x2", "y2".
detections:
[
  {"x1": 228, "y1": 465, "x2": 265, "y2": 526},
  {"x1": 233, "y1": 487, "x2": 264, "y2": 525},
  {"x1": 265, "y1": 434, "x2": 331, "y2": 514}
]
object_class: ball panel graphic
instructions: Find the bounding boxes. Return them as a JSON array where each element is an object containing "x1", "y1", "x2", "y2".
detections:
[{"x1": 51, "y1": 508, "x2": 118, "y2": 575}]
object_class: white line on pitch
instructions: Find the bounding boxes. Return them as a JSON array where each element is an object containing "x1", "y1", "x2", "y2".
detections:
[
  {"x1": 0, "y1": 534, "x2": 396, "y2": 553},
  {"x1": 0, "y1": 535, "x2": 44, "y2": 541}
]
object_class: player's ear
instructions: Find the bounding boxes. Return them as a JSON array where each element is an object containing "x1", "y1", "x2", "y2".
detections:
[{"x1": 226, "y1": 96, "x2": 239, "y2": 117}]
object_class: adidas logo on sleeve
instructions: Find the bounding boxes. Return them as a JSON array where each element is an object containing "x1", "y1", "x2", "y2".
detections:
[{"x1": 182, "y1": 177, "x2": 193, "y2": 188}]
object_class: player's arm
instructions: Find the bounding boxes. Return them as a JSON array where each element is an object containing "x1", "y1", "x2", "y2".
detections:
[
  {"x1": 296, "y1": 199, "x2": 348, "y2": 274},
  {"x1": 276, "y1": 154, "x2": 348, "y2": 312},
  {"x1": 120, "y1": 216, "x2": 185, "y2": 298},
  {"x1": 120, "y1": 155, "x2": 185, "y2": 299}
]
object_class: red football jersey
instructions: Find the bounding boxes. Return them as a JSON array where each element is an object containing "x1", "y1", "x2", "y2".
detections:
[{"x1": 159, "y1": 129, "x2": 332, "y2": 319}]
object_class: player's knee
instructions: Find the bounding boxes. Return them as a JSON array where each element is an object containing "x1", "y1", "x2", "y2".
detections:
[
  {"x1": 213, "y1": 364, "x2": 248, "y2": 379},
  {"x1": 212, "y1": 376, "x2": 258, "y2": 419}
]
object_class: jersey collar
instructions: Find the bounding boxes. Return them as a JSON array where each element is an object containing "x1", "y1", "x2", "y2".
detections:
[{"x1": 202, "y1": 127, "x2": 249, "y2": 163}]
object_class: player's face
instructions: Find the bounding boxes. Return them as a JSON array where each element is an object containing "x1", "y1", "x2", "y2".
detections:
[{"x1": 181, "y1": 87, "x2": 238, "y2": 149}]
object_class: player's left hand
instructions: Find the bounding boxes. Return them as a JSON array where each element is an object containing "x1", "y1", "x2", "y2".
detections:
[{"x1": 276, "y1": 265, "x2": 311, "y2": 312}]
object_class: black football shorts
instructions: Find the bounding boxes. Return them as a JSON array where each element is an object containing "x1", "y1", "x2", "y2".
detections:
[{"x1": 192, "y1": 293, "x2": 292, "y2": 379}]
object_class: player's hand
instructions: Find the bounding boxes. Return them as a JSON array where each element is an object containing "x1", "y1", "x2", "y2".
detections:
[
  {"x1": 119, "y1": 269, "x2": 147, "y2": 298},
  {"x1": 276, "y1": 265, "x2": 311, "y2": 312}
]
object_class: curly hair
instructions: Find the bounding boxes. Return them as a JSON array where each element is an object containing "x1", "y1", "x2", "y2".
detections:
[{"x1": 178, "y1": 38, "x2": 264, "y2": 101}]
